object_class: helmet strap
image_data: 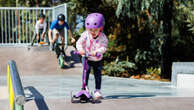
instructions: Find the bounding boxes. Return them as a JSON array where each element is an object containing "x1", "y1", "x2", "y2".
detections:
[{"x1": 97, "y1": 27, "x2": 103, "y2": 37}]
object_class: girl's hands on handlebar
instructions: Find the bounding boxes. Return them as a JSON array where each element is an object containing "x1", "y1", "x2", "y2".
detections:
[
  {"x1": 79, "y1": 50, "x2": 85, "y2": 56},
  {"x1": 75, "y1": 50, "x2": 101, "y2": 58},
  {"x1": 90, "y1": 51, "x2": 97, "y2": 57}
]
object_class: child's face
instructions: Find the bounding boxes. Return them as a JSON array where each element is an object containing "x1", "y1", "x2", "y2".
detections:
[
  {"x1": 39, "y1": 18, "x2": 45, "y2": 23},
  {"x1": 58, "y1": 20, "x2": 64, "y2": 25},
  {"x1": 88, "y1": 28, "x2": 101, "y2": 38}
]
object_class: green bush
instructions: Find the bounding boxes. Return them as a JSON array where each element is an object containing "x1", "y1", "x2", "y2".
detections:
[
  {"x1": 146, "y1": 67, "x2": 161, "y2": 75},
  {"x1": 103, "y1": 57, "x2": 137, "y2": 77}
]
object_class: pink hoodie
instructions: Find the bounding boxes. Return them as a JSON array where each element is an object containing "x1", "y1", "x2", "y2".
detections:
[{"x1": 76, "y1": 30, "x2": 108, "y2": 61}]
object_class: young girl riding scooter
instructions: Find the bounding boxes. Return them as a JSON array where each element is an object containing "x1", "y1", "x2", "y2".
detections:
[{"x1": 76, "y1": 13, "x2": 108, "y2": 99}]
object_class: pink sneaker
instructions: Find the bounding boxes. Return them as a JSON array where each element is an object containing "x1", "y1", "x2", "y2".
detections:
[
  {"x1": 85, "y1": 86, "x2": 89, "y2": 92},
  {"x1": 94, "y1": 90, "x2": 102, "y2": 99}
]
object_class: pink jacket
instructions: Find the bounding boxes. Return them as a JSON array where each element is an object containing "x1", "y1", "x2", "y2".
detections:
[{"x1": 76, "y1": 30, "x2": 108, "y2": 61}]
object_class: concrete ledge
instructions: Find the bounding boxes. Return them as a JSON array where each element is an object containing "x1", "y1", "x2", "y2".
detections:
[
  {"x1": 0, "y1": 86, "x2": 8, "y2": 99},
  {"x1": 171, "y1": 62, "x2": 194, "y2": 88},
  {"x1": 177, "y1": 74, "x2": 194, "y2": 89}
]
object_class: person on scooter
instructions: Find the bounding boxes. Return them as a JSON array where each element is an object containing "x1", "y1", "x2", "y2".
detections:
[
  {"x1": 48, "y1": 13, "x2": 75, "y2": 51},
  {"x1": 76, "y1": 13, "x2": 108, "y2": 99},
  {"x1": 35, "y1": 13, "x2": 47, "y2": 44}
]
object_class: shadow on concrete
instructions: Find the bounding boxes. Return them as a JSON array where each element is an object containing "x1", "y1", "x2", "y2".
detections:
[
  {"x1": 24, "y1": 86, "x2": 49, "y2": 110},
  {"x1": 103, "y1": 91, "x2": 177, "y2": 100},
  {"x1": 104, "y1": 94, "x2": 156, "y2": 100}
]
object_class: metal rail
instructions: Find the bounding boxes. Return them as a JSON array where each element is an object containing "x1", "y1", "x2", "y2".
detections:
[{"x1": 7, "y1": 60, "x2": 25, "y2": 110}]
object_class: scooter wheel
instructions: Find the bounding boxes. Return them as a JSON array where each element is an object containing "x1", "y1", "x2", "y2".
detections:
[
  {"x1": 80, "y1": 95, "x2": 89, "y2": 103},
  {"x1": 58, "y1": 55, "x2": 64, "y2": 68}
]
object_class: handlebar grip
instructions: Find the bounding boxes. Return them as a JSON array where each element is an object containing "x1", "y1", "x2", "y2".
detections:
[
  {"x1": 73, "y1": 51, "x2": 80, "y2": 55},
  {"x1": 96, "y1": 53, "x2": 101, "y2": 58},
  {"x1": 73, "y1": 51, "x2": 101, "y2": 58}
]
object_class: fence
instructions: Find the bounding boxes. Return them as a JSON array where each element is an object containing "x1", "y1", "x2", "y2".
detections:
[
  {"x1": 7, "y1": 60, "x2": 25, "y2": 110},
  {"x1": 0, "y1": 4, "x2": 67, "y2": 46}
]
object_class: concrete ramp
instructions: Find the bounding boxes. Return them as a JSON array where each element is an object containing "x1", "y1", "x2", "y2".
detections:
[{"x1": 0, "y1": 46, "x2": 82, "y2": 75}]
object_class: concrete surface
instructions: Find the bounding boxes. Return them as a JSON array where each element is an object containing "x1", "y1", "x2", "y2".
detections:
[
  {"x1": 0, "y1": 86, "x2": 8, "y2": 99},
  {"x1": 1, "y1": 75, "x2": 194, "y2": 110},
  {"x1": 171, "y1": 62, "x2": 194, "y2": 87},
  {"x1": 177, "y1": 74, "x2": 194, "y2": 89},
  {"x1": 0, "y1": 83, "x2": 8, "y2": 110},
  {"x1": 1, "y1": 75, "x2": 194, "y2": 99},
  {"x1": 1, "y1": 47, "x2": 194, "y2": 110},
  {"x1": 0, "y1": 99, "x2": 9, "y2": 110},
  {"x1": 0, "y1": 46, "x2": 82, "y2": 76},
  {"x1": 24, "y1": 98, "x2": 194, "y2": 110}
]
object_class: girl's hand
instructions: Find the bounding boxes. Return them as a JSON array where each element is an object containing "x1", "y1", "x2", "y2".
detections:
[
  {"x1": 79, "y1": 50, "x2": 85, "y2": 56},
  {"x1": 91, "y1": 51, "x2": 97, "y2": 56}
]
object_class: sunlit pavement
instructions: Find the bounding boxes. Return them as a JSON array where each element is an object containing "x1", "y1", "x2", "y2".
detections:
[
  {"x1": 1, "y1": 74, "x2": 194, "y2": 99},
  {"x1": 1, "y1": 47, "x2": 194, "y2": 110},
  {"x1": 1, "y1": 75, "x2": 194, "y2": 110},
  {"x1": 2, "y1": 75, "x2": 194, "y2": 99}
]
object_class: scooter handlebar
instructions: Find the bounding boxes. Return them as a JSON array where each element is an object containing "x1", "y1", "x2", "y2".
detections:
[
  {"x1": 73, "y1": 51, "x2": 80, "y2": 55},
  {"x1": 73, "y1": 51, "x2": 101, "y2": 58}
]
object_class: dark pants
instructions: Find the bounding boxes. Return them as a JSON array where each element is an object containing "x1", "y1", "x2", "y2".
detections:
[
  {"x1": 36, "y1": 29, "x2": 44, "y2": 43},
  {"x1": 82, "y1": 58, "x2": 102, "y2": 90}
]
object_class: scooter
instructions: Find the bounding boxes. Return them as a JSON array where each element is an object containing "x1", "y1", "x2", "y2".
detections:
[
  {"x1": 54, "y1": 43, "x2": 69, "y2": 68},
  {"x1": 71, "y1": 51, "x2": 101, "y2": 103}
]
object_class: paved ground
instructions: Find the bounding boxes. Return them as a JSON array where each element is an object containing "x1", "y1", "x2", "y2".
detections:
[
  {"x1": 1, "y1": 75, "x2": 194, "y2": 99},
  {"x1": 0, "y1": 46, "x2": 81, "y2": 75},
  {"x1": 24, "y1": 98, "x2": 194, "y2": 110},
  {"x1": 0, "y1": 86, "x2": 9, "y2": 110},
  {"x1": 1, "y1": 47, "x2": 194, "y2": 110},
  {"x1": 1, "y1": 75, "x2": 194, "y2": 110}
]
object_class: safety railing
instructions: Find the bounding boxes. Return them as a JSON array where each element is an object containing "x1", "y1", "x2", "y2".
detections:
[
  {"x1": 7, "y1": 60, "x2": 25, "y2": 110},
  {"x1": 0, "y1": 3, "x2": 67, "y2": 46}
]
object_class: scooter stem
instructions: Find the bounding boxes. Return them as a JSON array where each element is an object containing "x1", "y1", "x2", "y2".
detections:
[{"x1": 82, "y1": 56, "x2": 87, "y2": 89}]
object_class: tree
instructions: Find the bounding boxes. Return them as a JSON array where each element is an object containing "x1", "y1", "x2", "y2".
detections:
[
  {"x1": 0, "y1": 0, "x2": 16, "y2": 6},
  {"x1": 17, "y1": 0, "x2": 53, "y2": 7},
  {"x1": 160, "y1": 0, "x2": 173, "y2": 79}
]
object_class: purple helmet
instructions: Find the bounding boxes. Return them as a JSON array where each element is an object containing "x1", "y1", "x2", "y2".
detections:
[{"x1": 85, "y1": 13, "x2": 105, "y2": 29}]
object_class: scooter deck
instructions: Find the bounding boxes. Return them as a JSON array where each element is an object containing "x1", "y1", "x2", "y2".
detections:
[
  {"x1": 71, "y1": 91, "x2": 94, "y2": 103},
  {"x1": 71, "y1": 91, "x2": 103, "y2": 103}
]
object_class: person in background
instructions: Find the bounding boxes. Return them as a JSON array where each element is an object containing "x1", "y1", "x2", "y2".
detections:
[
  {"x1": 48, "y1": 13, "x2": 75, "y2": 51},
  {"x1": 35, "y1": 13, "x2": 47, "y2": 44}
]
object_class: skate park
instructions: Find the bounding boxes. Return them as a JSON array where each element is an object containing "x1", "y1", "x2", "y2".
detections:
[
  {"x1": 0, "y1": 46, "x2": 194, "y2": 110},
  {"x1": 0, "y1": 1, "x2": 194, "y2": 110}
]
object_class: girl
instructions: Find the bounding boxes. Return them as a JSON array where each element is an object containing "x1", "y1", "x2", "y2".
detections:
[{"x1": 76, "y1": 13, "x2": 108, "y2": 98}]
